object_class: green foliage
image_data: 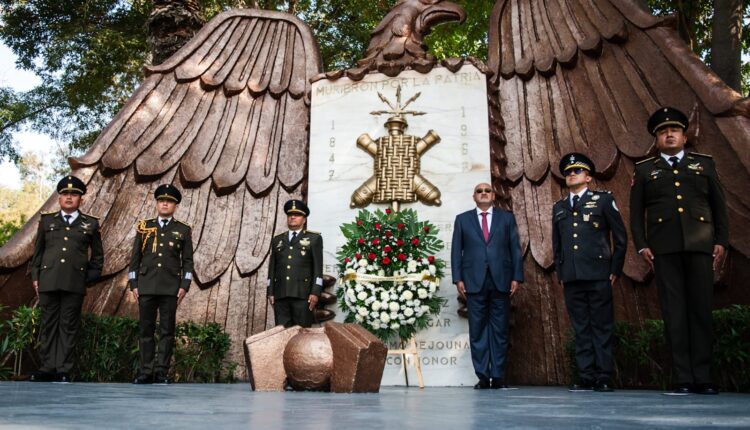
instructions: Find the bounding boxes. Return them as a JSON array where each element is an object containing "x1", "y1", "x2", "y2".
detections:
[
  {"x1": 565, "y1": 305, "x2": 750, "y2": 392},
  {"x1": 0, "y1": 307, "x2": 237, "y2": 382}
]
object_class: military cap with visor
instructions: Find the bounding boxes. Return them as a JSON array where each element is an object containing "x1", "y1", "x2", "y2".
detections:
[
  {"x1": 559, "y1": 152, "x2": 595, "y2": 176},
  {"x1": 56, "y1": 175, "x2": 87, "y2": 195},
  {"x1": 154, "y1": 184, "x2": 182, "y2": 204},
  {"x1": 284, "y1": 199, "x2": 310, "y2": 217},
  {"x1": 647, "y1": 107, "x2": 688, "y2": 136}
]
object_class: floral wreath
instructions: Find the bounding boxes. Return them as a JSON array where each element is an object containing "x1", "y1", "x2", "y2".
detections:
[{"x1": 336, "y1": 208, "x2": 446, "y2": 342}]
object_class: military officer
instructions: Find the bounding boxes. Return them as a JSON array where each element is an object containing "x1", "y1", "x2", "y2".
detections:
[
  {"x1": 630, "y1": 107, "x2": 728, "y2": 395},
  {"x1": 552, "y1": 153, "x2": 627, "y2": 393},
  {"x1": 30, "y1": 175, "x2": 104, "y2": 383},
  {"x1": 267, "y1": 200, "x2": 323, "y2": 328},
  {"x1": 128, "y1": 184, "x2": 193, "y2": 385}
]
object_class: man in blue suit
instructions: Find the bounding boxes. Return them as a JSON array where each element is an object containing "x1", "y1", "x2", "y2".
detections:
[{"x1": 451, "y1": 183, "x2": 524, "y2": 389}]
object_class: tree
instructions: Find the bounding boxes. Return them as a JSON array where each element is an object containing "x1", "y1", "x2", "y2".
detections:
[{"x1": 0, "y1": 151, "x2": 53, "y2": 246}]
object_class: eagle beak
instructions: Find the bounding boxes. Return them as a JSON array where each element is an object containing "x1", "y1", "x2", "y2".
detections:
[{"x1": 419, "y1": 1, "x2": 466, "y2": 35}]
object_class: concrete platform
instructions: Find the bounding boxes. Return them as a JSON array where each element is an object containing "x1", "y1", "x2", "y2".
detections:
[{"x1": 0, "y1": 382, "x2": 748, "y2": 429}]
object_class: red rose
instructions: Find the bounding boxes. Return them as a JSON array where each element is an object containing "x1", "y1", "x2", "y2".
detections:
[
  {"x1": 423, "y1": 226, "x2": 430, "y2": 233},
  {"x1": 345, "y1": 257, "x2": 351, "y2": 263},
  {"x1": 397, "y1": 239, "x2": 404, "y2": 246},
  {"x1": 355, "y1": 253, "x2": 362, "y2": 259},
  {"x1": 368, "y1": 252, "x2": 376, "y2": 260},
  {"x1": 384, "y1": 245, "x2": 392, "y2": 253},
  {"x1": 372, "y1": 238, "x2": 380, "y2": 245},
  {"x1": 356, "y1": 220, "x2": 363, "y2": 226},
  {"x1": 385, "y1": 230, "x2": 392, "y2": 238},
  {"x1": 397, "y1": 223, "x2": 405, "y2": 230},
  {"x1": 385, "y1": 208, "x2": 392, "y2": 214},
  {"x1": 381, "y1": 257, "x2": 391, "y2": 265},
  {"x1": 398, "y1": 253, "x2": 407, "y2": 261},
  {"x1": 428, "y1": 256, "x2": 435, "y2": 263},
  {"x1": 412, "y1": 238, "x2": 420, "y2": 246},
  {"x1": 374, "y1": 223, "x2": 381, "y2": 230},
  {"x1": 358, "y1": 238, "x2": 365, "y2": 244}
]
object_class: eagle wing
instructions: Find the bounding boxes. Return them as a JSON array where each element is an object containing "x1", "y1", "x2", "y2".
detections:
[
  {"x1": 487, "y1": 0, "x2": 750, "y2": 383},
  {"x1": 0, "y1": 9, "x2": 321, "y2": 365}
]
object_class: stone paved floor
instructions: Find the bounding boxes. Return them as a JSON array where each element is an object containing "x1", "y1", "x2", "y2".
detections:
[{"x1": 1, "y1": 382, "x2": 748, "y2": 429}]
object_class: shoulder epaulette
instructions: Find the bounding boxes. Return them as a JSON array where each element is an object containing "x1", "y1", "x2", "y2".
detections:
[
  {"x1": 175, "y1": 219, "x2": 191, "y2": 228},
  {"x1": 41, "y1": 211, "x2": 57, "y2": 216},
  {"x1": 80, "y1": 212, "x2": 99, "y2": 220},
  {"x1": 594, "y1": 190, "x2": 612, "y2": 194},
  {"x1": 305, "y1": 230, "x2": 320, "y2": 235},
  {"x1": 635, "y1": 157, "x2": 656, "y2": 165},
  {"x1": 688, "y1": 151, "x2": 713, "y2": 158}
]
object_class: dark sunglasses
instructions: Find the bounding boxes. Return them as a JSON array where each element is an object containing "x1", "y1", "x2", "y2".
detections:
[
  {"x1": 475, "y1": 188, "x2": 493, "y2": 194},
  {"x1": 564, "y1": 168, "x2": 586, "y2": 176}
]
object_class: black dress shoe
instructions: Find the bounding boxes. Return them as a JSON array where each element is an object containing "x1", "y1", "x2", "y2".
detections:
[
  {"x1": 474, "y1": 379, "x2": 491, "y2": 390},
  {"x1": 29, "y1": 371, "x2": 55, "y2": 382},
  {"x1": 664, "y1": 384, "x2": 692, "y2": 396},
  {"x1": 54, "y1": 373, "x2": 71, "y2": 383},
  {"x1": 491, "y1": 379, "x2": 509, "y2": 389},
  {"x1": 133, "y1": 373, "x2": 153, "y2": 384},
  {"x1": 284, "y1": 379, "x2": 295, "y2": 392},
  {"x1": 594, "y1": 381, "x2": 613, "y2": 392},
  {"x1": 568, "y1": 383, "x2": 594, "y2": 392},
  {"x1": 153, "y1": 372, "x2": 170, "y2": 385},
  {"x1": 694, "y1": 384, "x2": 719, "y2": 395}
]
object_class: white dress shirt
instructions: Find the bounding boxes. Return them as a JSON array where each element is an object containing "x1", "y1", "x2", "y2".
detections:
[
  {"x1": 288, "y1": 229, "x2": 302, "y2": 241},
  {"x1": 660, "y1": 150, "x2": 685, "y2": 165},
  {"x1": 60, "y1": 210, "x2": 80, "y2": 224},
  {"x1": 569, "y1": 187, "x2": 588, "y2": 207}
]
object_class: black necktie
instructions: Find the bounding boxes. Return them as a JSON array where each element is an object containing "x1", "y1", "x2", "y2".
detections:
[
  {"x1": 572, "y1": 195, "x2": 579, "y2": 209},
  {"x1": 161, "y1": 219, "x2": 168, "y2": 228},
  {"x1": 291, "y1": 231, "x2": 297, "y2": 241},
  {"x1": 64, "y1": 215, "x2": 72, "y2": 225},
  {"x1": 669, "y1": 156, "x2": 679, "y2": 168}
]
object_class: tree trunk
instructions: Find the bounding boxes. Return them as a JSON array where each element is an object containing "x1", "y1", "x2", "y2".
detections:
[
  {"x1": 147, "y1": 0, "x2": 205, "y2": 65},
  {"x1": 710, "y1": 0, "x2": 743, "y2": 92}
]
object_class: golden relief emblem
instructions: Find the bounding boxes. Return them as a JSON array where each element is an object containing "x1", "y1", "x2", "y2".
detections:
[{"x1": 350, "y1": 85, "x2": 442, "y2": 210}]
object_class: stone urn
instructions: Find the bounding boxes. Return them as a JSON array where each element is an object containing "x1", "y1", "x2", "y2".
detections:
[{"x1": 282, "y1": 327, "x2": 333, "y2": 391}]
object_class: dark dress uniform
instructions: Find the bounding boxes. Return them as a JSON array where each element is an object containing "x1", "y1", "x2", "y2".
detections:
[
  {"x1": 30, "y1": 176, "x2": 103, "y2": 380},
  {"x1": 128, "y1": 185, "x2": 193, "y2": 381},
  {"x1": 630, "y1": 110, "x2": 728, "y2": 388},
  {"x1": 552, "y1": 154, "x2": 627, "y2": 388},
  {"x1": 267, "y1": 201, "x2": 323, "y2": 328}
]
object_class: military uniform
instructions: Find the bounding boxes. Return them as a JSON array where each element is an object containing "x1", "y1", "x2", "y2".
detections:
[
  {"x1": 630, "y1": 124, "x2": 728, "y2": 388},
  {"x1": 128, "y1": 184, "x2": 193, "y2": 382},
  {"x1": 267, "y1": 200, "x2": 323, "y2": 328},
  {"x1": 30, "y1": 176, "x2": 103, "y2": 380},
  {"x1": 552, "y1": 153, "x2": 627, "y2": 390}
]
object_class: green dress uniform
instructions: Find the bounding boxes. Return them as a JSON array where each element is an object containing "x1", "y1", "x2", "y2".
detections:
[
  {"x1": 630, "y1": 108, "x2": 729, "y2": 388},
  {"x1": 552, "y1": 154, "x2": 627, "y2": 389},
  {"x1": 267, "y1": 229, "x2": 323, "y2": 328},
  {"x1": 128, "y1": 185, "x2": 193, "y2": 381},
  {"x1": 30, "y1": 176, "x2": 104, "y2": 379}
]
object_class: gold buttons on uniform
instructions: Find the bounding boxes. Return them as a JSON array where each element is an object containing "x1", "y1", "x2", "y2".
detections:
[
  {"x1": 158, "y1": 263, "x2": 162, "y2": 267},
  {"x1": 287, "y1": 265, "x2": 291, "y2": 269},
  {"x1": 678, "y1": 207, "x2": 684, "y2": 213},
  {"x1": 160, "y1": 243, "x2": 164, "y2": 247},
  {"x1": 700, "y1": 216, "x2": 705, "y2": 221},
  {"x1": 161, "y1": 234, "x2": 164, "y2": 237},
  {"x1": 675, "y1": 182, "x2": 680, "y2": 187},
  {"x1": 62, "y1": 248, "x2": 67, "y2": 251},
  {"x1": 677, "y1": 195, "x2": 683, "y2": 200},
  {"x1": 573, "y1": 212, "x2": 578, "y2": 216},
  {"x1": 573, "y1": 234, "x2": 578, "y2": 238},
  {"x1": 286, "y1": 276, "x2": 290, "y2": 280},
  {"x1": 158, "y1": 253, "x2": 162, "y2": 257},
  {"x1": 658, "y1": 218, "x2": 663, "y2": 223},
  {"x1": 573, "y1": 223, "x2": 578, "y2": 227},
  {"x1": 64, "y1": 237, "x2": 69, "y2": 241},
  {"x1": 673, "y1": 170, "x2": 678, "y2": 174},
  {"x1": 289, "y1": 246, "x2": 293, "y2": 250},
  {"x1": 288, "y1": 255, "x2": 292, "y2": 259},
  {"x1": 573, "y1": 245, "x2": 579, "y2": 250},
  {"x1": 60, "y1": 259, "x2": 65, "y2": 263}
]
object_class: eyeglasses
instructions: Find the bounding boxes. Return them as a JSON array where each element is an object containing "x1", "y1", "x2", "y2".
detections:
[
  {"x1": 564, "y1": 168, "x2": 586, "y2": 176},
  {"x1": 474, "y1": 188, "x2": 492, "y2": 194}
]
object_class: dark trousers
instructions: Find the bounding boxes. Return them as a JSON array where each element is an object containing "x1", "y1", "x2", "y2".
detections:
[
  {"x1": 654, "y1": 252, "x2": 714, "y2": 384},
  {"x1": 274, "y1": 297, "x2": 313, "y2": 328},
  {"x1": 466, "y1": 271, "x2": 510, "y2": 380},
  {"x1": 563, "y1": 280, "x2": 614, "y2": 383},
  {"x1": 38, "y1": 291, "x2": 84, "y2": 373},
  {"x1": 138, "y1": 295, "x2": 177, "y2": 375}
]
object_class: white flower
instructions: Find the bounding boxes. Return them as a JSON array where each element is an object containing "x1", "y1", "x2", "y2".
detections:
[
  {"x1": 390, "y1": 312, "x2": 398, "y2": 320},
  {"x1": 414, "y1": 299, "x2": 421, "y2": 306},
  {"x1": 380, "y1": 291, "x2": 389, "y2": 301},
  {"x1": 357, "y1": 306, "x2": 369, "y2": 316},
  {"x1": 372, "y1": 321, "x2": 381, "y2": 329},
  {"x1": 429, "y1": 265, "x2": 437, "y2": 275},
  {"x1": 389, "y1": 302, "x2": 400, "y2": 312},
  {"x1": 380, "y1": 312, "x2": 391, "y2": 323},
  {"x1": 402, "y1": 290, "x2": 414, "y2": 301},
  {"x1": 357, "y1": 267, "x2": 367, "y2": 274},
  {"x1": 346, "y1": 289, "x2": 357, "y2": 301},
  {"x1": 357, "y1": 291, "x2": 368, "y2": 301},
  {"x1": 407, "y1": 317, "x2": 416, "y2": 324},
  {"x1": 390, "y1": 293, "x2": 398, "y2": 300},
  {"x1": 429, "y1": 282, "x2": 437, "y2": 293},
  {"x1": 408, "y1": 260, "x2": 418, "y2": 272},
  {"x1": 345, "y1": 268, "x2": 356, "y2": 275},
  {"x1": 365, "y1": 296, "x2": 375, "y2": 305},
  {"x1": 358, "y1": 259, "x2": 368, "y2": 267},
  {"x1": 371, "y1": 301, "x2": 382, "y2": 311},
  {"x1": 404, "y1": 308, "x2": 414, "y2": 317},
  {"x1": 355, "y1": 314, "x2": 364, "y2": 322},
  {"x1": 390, "y1": 323, "x2": 400, "y2": 329},
  {"x1": 417, "y1": 289, "x2": 428, "y2": 299},
  {"x1": 421, "y1": 305, "x2": 430, "y2": 314},
  {"x1": 355, "y1": 284, "x2": 364, "y2": 292},
  {"x1": 370, "y1": 311, "x2": 379, "y2": 319},
  {"x1": 367, "y1": 265, "x2": 374, "y2": 271},
  {"x1": 378, "y1": 269, "x2": 385, "y2": 276}
]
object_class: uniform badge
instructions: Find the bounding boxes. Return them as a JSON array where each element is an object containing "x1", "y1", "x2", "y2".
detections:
[
  {"x1": 80, "y1": 222, "x2": 92, "y2": 231},
  {"x1": 592, "y1": 222, "x2": 600, "y2": 228},
  {"x1": 171, "y1": 231, "x2": 182, "y2": 239},
  {"x1": 300, "y1": 238, "x2": 311, "y2": 247},
  {"x1": 591, "y1": 195, "x2": 600, "y2": 201},
  {"x1": 583, "y1": 214, "x2": 590, "y2": 222},
  {"x1": 169, "y1": 241, "x2": 174, "y2": 247},
  {"x1": 301, "y1": 250, "x2": 306, "y2": 256},
  {"x1": 687, "y1": 163, "x2": 703, "y2": 172},
  {"x1": 276, "y1": 240, "x2": 283, "y2": 249}
]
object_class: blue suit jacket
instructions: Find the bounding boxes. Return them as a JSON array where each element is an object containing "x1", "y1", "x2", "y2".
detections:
[{"x1": 451, "y1": 208, "x2": 524, "y2": 293}]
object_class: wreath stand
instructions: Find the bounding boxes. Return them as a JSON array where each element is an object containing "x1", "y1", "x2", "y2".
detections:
[{"x1": 388, "y1": 337, "x2": 424, "y2": 388}]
